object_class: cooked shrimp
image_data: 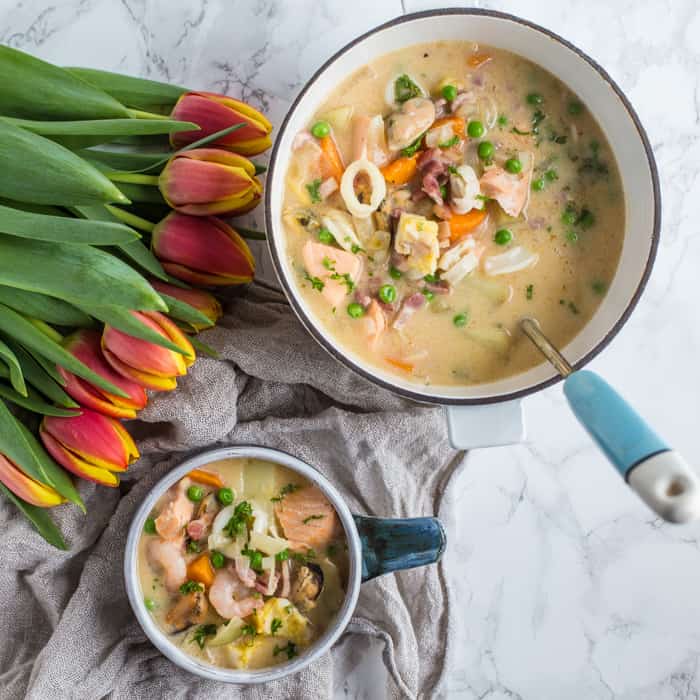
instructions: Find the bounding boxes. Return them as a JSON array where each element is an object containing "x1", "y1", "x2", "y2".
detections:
[
  {"x1": 208, "y1": 569, "x2": 264, "y2": 619},
  {"x1": 148, "y1": 538, "x2": 187, "y2": 592},
  {"x1": 155, "y1": 477, "x2": 195, "y2": 541},
  {"x1": 275, "y1": 485, "x2": 340, "y2": 550}
]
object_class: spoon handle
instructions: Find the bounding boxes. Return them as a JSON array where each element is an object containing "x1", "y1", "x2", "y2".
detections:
[{"x1": 564, "y1": 370, "x2": 700, "y2": 523}]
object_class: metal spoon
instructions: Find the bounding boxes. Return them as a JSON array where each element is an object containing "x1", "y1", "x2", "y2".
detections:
[{"x1": 521, "y1": 318, "x2": 700, "y2": 523}]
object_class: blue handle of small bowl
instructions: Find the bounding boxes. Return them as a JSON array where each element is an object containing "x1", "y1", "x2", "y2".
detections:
[
  {"x1": 353, "y1": 514, "x2": 446, "y2": 582},
  {"x1": 563, "y1": 370, "x2": 700, "y2": 523}
]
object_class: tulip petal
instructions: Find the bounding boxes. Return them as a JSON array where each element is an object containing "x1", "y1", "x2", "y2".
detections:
[
  {"x1": 161, "y1": 159, "x2": 255, "y2": 204},
  {"x1": 0, "y1": 453, "x2": 65, "y2": 506},
  {"x1": 152, "y1": 213, "x2": 255, "y2": 282},
  {"x1": 142, "y1": 312, "x2": 195, "y2": 368},
  {"x1": 39, "y1": 428, "x2": 119, "y2": 487},
  {"x1": 149, "y1": 280, "x2": 222, "y2": 330},
  {"x1": 42, "y1": 411, "x2": 139, "y2": 473},
  {"x1": 101, "y1": 345, "x2": 178, "y2": 390}
]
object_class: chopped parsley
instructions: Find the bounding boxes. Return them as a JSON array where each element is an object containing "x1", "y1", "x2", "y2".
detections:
[
  {"x1": 351, "y1": 243, "x2": 365, "y2": 254},
  {"x1": 273, "y1": 641, "x2": 298, "y2": 660},
  {"x1": 578, "y1": 140, "x2": 609, "y2": 177},
  {"x1": 303, "y1": 271, "x2": 325, "y2": 292},
  {"x1": 526, "y1": 284, "x2": 534, "y2": 300},
  {"x1": 271, "y1": 618, "x2": 283, "y2": 634},
  {"x1": 326, "y1": 543, "x2": 338, "y2": 557},
  {"x1": 306, "y1": 179, "x2": 322, "y2": 203},
  {"x1": 438, "y1": 134, "x2": 459, "y2": 149},
  {"x1": 497, "y1": 114, "x2": 508, "y2": 126},
  {"x1": 330, "y1": 271, "x2": 355, "y2": 294},
  {"x1": 239, "y1": 623, "x2": 258, "y2": 646},
  {"x1": 241, "y1": 546, "x2": 264, "y2": 572},
  {"x1": 190, "y1": 624, "x2": 217, "y2": 649},
  {"x1": 179, "y1": 580, "x2": 203, "y2": 595},
  {"x1": 275, "y1": 548, "x2": 290, "y2": 562},
  {"x1": 186, "y1": 541, "x2": 200, "y2": 554},
  {"x1": 302, "y1": 514, "x2": 326, "y2": 525},
  {"x1": 394, "y1": 74, "x2": 422, "y2": 103},
  {"x1": 223, "y1": 500, "x2": 253, "y2": 538},
  {"x1": 448, "y1": 165, "x2": 458, "y2": 174},
  {"x1": 401, "y1": 135, "x2": 423, "y2": 157},
  {"x1": 322, "y1": 256, "x2": 336, "y2": 270},
  {"x1": 568, "y1": 301, "x2": 580, "y2": 315},
  {"x1": 292, "y1": 549, "x2": 317, "y2": 564},
  {"x1": 271, "y1": 483, "x2": 301, "y2": 503},
  {"x1": 531, "y1": 109, "x2": 546, "y2": 135},
  {"x1": 592, "y1": 280, "x2": 607, "y2": 295}
]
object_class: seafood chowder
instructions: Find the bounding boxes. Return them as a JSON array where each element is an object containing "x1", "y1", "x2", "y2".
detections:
[
  {"x1": 138, "y1": 458, "x2": 348, "y2": 670},
  {"x1": 282, "y1": 41, "x2": 625, "y2": 386}
]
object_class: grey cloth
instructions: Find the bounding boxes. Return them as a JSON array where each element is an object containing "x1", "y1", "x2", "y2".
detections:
[{"x1": 0, "y1": 283, "x2": 462, "y2": 700}]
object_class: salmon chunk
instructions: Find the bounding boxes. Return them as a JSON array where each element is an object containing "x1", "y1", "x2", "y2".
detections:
[
  {"x1": 275, "y1": 485, "x2": 340, "y2": 550},
  {"x1": 479, "y1": 166, "x2": 529, "y2": 218},
  {"x1": 302, "y1": 240, "x2": 363, "y2": 307},
  {"x1": 363, "y1": 300, "x2": 386, "y2": 350}
]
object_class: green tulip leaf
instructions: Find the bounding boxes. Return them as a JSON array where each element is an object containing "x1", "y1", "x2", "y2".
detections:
[
  {"x1": 66, "y1": 67, "x2": 187, "y2": 112},
  {"x1": 77, "y1": 149, "x2": 171, "y2": 174},
  {"x1": 0, "y1": 234, "x2": 167, "y2": 311},
  {"x1": 105, "y1": 183, "x2": 166, "y2": 205},
  {"x1": 0, "y1": 204, "x2": 139, "y2": 245},
  {"x1": 0, "y1": 340, "x2": 26, "y2": 396},
  {"x1": 188, "y1": 335, "x2": 220, "y2": 359},
  {"x1": 159, "y1": 293, "x2": 215, "y2": 330},
  {"x1": 0, "y1": 287, "x2": 93, "y2": 328},
  {"x1": 0, "y1": 483, "x2": 67, "y2": 550},
  {"x1": 0, "y1": 45, "x2": 128, "y2": 120},
  {"x1": 2, "y1": 116, "x2": 198, "y2": 138},
  {"x1": 0, "y1": 399, "x2": 83, "y2": 509},
  {"x1": 0, "y1": 303, "x2": 129, "y2": 398},
  {"x1": 0, "y1": 381, "x2": 80, "y2": 417},
  {"x1": 80, "y1": 304, "x2": 191, "y2": 357},
  {"x1": 1, "y1": 341, "x2": 76, "y2": 407},
  {"x1": 0, "y1": 120, "x2": 129, "y2": 206}
]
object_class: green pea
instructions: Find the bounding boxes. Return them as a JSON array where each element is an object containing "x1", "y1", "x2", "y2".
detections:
[
  {"x1": 187, "y1": 485, "x2": 204, "y2": 502},
  {"x1": 441, "y1": 84, "x2": 458, "y2": 101},
  {"x1": 347, "y1": 302, "x2": 365, "y2": 318},
  {"x1": 217, "y1": 487, "x2": 233, "y2": 505},
  {"x1": 144, "y1": 597, "x2": 156, "y2": 611},
  {"x1": 210, "y1": 551, "x2": 225, "y2": 569},
  {"x1": 531, "y1": 178, "x2": 545, "y2": 192},
  {"x1": 422, "y1": 289, "x2": 435, "y2": 302},
  {"x1": 311, "y1": 120, "x2": 330, "y2": 138},
  {"x1": 389, "y1": 266, "x2": 402, "y2": 280},
  {"x1": 249, "y1": 550, "x2": 263, "y2": 571},
  {"x1": 453, "y1": 313, "x2": 469, "y2": 327},
  {"x1": 378, "y1": 284, "x2": 397, "y2": 304},
  {"x1": 561, "y1": 209, "x2": 577, "y2": 225},
  {"x1": 568, "y1": 101, "x2": 583, "y2": 115},
  {"x1": 545, "y1": 168, "x2": 558, "y2": 181},
  {"x1": 494, "y1": 228, "x2": 513, "y2": 245},
  {"x1": 478, "y1": 141, "x2": 494, "y2": 160},
  {"x1": 526, "y1": 92, "x2": 543, "y2": 105},
  {"x1": 144, "y1": 517, "x2": 157, "y2": 535},
  {"x1": 467, "y1": 120, "x2": 485, "y2": 138},
  {"x1": 318, "y1": 228, "x2": 335, "y2": 244},
  {"x1": 187, "y1": 541, "x2": 200, "y2": 553},
  {"x1": 505, "y1": 158, "x2": 522, "y2": 174},
  {"x1": 565, "y1": 230, "x2": 578, "y2": 242}
]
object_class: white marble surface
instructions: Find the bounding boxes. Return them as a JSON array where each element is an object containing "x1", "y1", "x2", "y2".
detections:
[{"x1": 2, "y1": 0, "x2": 700, "y2": 697}]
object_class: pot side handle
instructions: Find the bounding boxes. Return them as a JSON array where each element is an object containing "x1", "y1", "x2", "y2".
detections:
[
  {"x1": 353, "y1": 514, "x2": 446, "y2": 582},
  {"x1": 445, "y1": 399, "x2": 525, "y2": 449}
]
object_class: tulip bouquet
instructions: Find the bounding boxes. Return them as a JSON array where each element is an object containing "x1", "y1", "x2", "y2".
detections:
[{"x1": 0, "y1": 45, "x2": 273, "y2": 548}]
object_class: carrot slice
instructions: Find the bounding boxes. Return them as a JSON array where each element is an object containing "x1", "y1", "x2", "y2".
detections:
[
  {"x1": 430, "y1": 116, "x2": 465, "y2": 137},
  {"x1": 188, "y1": 469, "x2": 224, "y2": 489},
  {"x1": 319, "y1": 135, "x2": 344, "y2": 182},
  {"x1": 467, "y1": 53, "x2": 492, "y2": 68},
  {"x1": 386, "y1": 357, "x2": 415, "y2": 373},
  {"x1": 186, "y1": 554, "x2": 215, "y2": 587},
  {"x1": 381, "y1": 152, "x2": 421, "y2": 186},
  {"x1": 449, "y1": 209, "x2": 487, "y2": 242}
]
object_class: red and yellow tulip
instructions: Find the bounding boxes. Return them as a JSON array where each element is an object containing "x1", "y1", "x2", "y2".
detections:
[
  {"x1": 0, "y1": 453, "x2": 64, "y2": 507},
  {"x1": 151, "y1": 212, "x2": 255, "y2": 286},
  {"x1": 158, "y1": 148, "x2": 262, "y2": 217},
  {"x1": 39, "y1": 410, "x2": 139, "y2": 487},
  {"x1": 150, "y1": 280, "x2": 222, "y2": 331},
  {"x1": 101, "y1": 310, "x2": 195, "y2": 391},
  {"x1": 170, "y1": 91, "x2": 273, "y2": 155},
  {"x1": 58, "y1": 330, "x2": 148, "y2": 419}
]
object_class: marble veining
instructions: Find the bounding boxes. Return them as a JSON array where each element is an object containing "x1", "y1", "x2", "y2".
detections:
[{"x1": 2, "y1": 0, "x2": 700, "y2": 697}]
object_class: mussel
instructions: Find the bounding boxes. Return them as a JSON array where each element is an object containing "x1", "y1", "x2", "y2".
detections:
[
  {"x1": 165, "y1": 591, "x2": 209, "y2": 634},
  {"x1": 290, "y1": 563, "x2": 324, "y2": 611}
]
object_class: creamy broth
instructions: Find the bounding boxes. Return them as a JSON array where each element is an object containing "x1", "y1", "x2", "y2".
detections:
[
  {"x1": 282, "y1": 41, "x2": 624, "y2": 386},
  {"x1": 137, "y1": 458, "x2": 348, "y2": 670}
]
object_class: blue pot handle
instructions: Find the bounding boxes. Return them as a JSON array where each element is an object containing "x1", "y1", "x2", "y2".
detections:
[{"x1": 353, "y1": 514, "x2": 446, "y2": 582}]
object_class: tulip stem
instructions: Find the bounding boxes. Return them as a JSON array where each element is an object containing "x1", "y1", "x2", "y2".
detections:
[
  {"x1": 26, "y1": 318, "x2": 63, "y2": 344},
  {"x1": 105, "y1": 205, "x2": 156, "y2": 233},
  {"x1": 127, "y1": 108, "x2": 171, "y2": 121},
  {"x1": 106, "y1": 172, "x2": 160, "y2": 186},
  {"x1": 235, "y1": 226, "x2": 266, "y2": 240}
]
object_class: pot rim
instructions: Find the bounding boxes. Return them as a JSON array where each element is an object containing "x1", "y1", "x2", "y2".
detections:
[
  {"x1": 123, "y1": 444, "x2": 362, "y2": 684},
  {"x1": 264, "y1": 7, "x2": 661, "y2": 406}
]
